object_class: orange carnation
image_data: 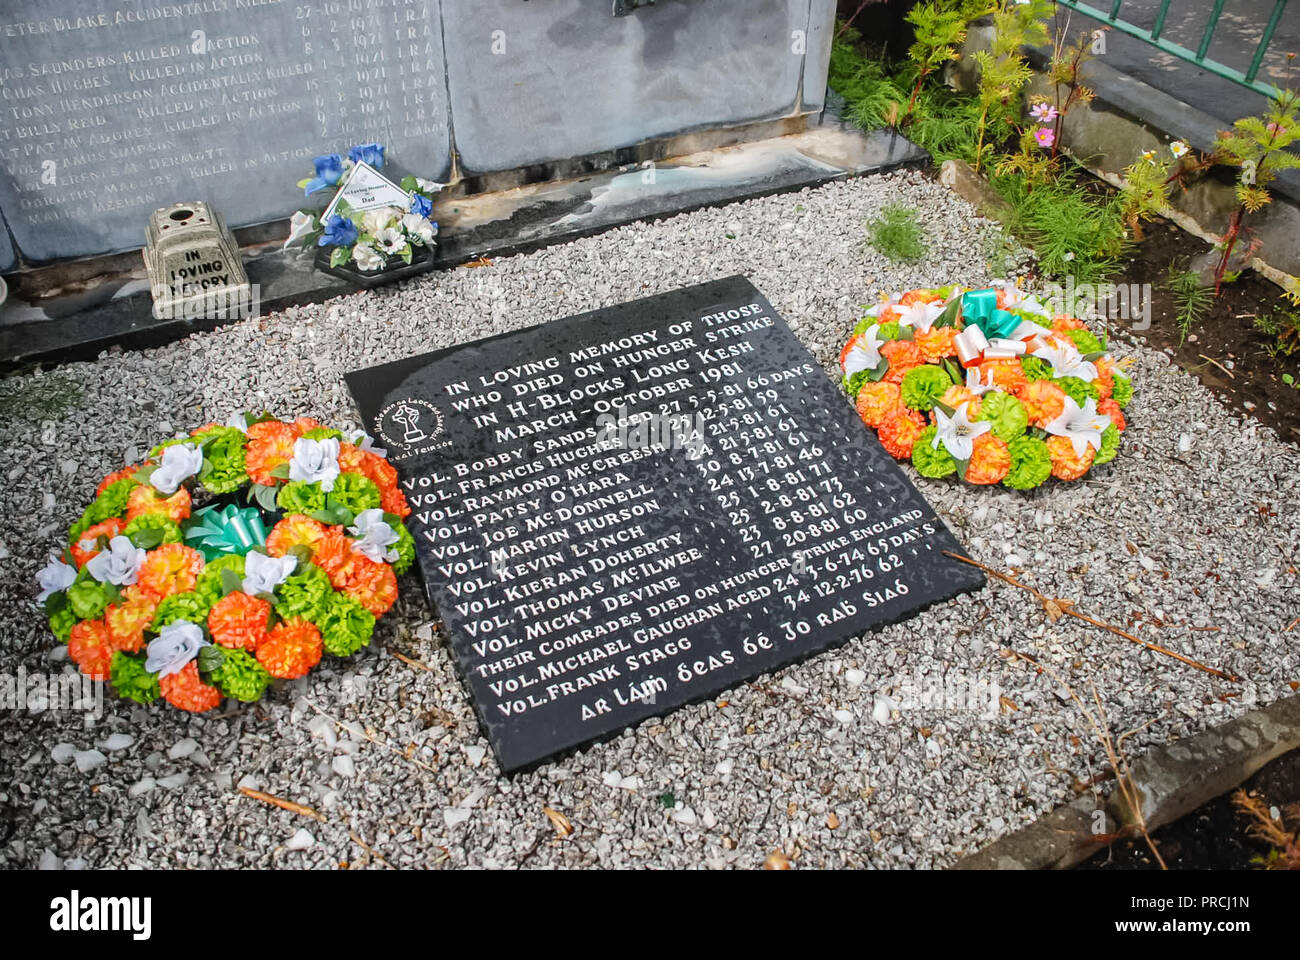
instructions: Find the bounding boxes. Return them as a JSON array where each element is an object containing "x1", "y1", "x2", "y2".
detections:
[
  {"x1": 880, "y1": 340, "x2": 924, "y2": 385},
  {"x1": 105, "y1": 590, "x2": 157, "y2": 653},
  {"x1": 126, "y1": 485, "x2": 192, "y2": 524},
  {"x1": 855, "y1": 381, "x2": 903, "y2": 428},
  {"x1": 208, "y1": 591, "x2": 271, "y2": 651},
  {"x1": 1099, "y1": 398, "x2": 1126, "y2": 431},
  {"x1": 975, "y1": 358, "x2": 1027, "y2": 393},
  {"x1": 245, "y1": 420, "x2": 298, "y2": 485},
  {"x1": 1047, "y1": 435, "x2": 1095, "y2": 480},
  {"x1": 1017, "y1": 379, "x2": 1067, "y2": 428},
  {"x1": 1052, "y1": 315, "x2": 1085, "y2": 333},
  {"x1": 311, "y1": 530, "x2": 359, "y2": 589},
  {"x1": 965, "y1": 433, "x2": 1011, "y2": 485},
  {"x1": 343, "y1": 556, "x2": 399, "y2": 617},
  {"x1": 1093, "y1": 356, "x2": 1115, "y2": 401},
  {"x1": 380, "y1": 485, "x2": 411, "y2": 520},
  {"x1": 938, "y1": 385, "x2": 982, "y2": 421},
  {"x1": 877, "y1": 407, "x2": 926, "y2": 459},
  {"x1": 257, "y1": 619, "x2": 323, "y2": 679},
  {"x1": 96, "y1": 467, "x2": 137, "y2": 496},
  {"x1": 159, "y1": 661, "x2": 222, "y2": 713},
  {"x1": 71, "y1": 518, "x2": 126, "y2": 568},
  {"x1": 913, "y1": 326, "x2": 958, "y2": 361},
  {"x1": 266, "y1": 514, "x2": 330, "y2": 558},
  {"x1": 900, "y1": 289, "x2": 941, "y2": 306},
  {"x1": 291, "y1": 417, "x2": 326, "y2": 435},
  {"x1": 68, "y1": 620, "x2": 113, "y2": 680},
  {"x1": 136, "y1": 544, "x2": 204, "y2": 600},
  {"x1": 339, "y1": 442, "x2": 398, "y2": 493}
]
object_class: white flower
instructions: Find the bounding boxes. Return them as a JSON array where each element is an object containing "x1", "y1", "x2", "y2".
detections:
[
  {"x1": 964, "y1": 365, "x2": 998, "y2": 396},
  {"x1": 242, "y1": 550, "x2": 297, "y2": 596},
  {"x1": 348, "y1": 508, "x2": 400, "y2": 564},
  {"x1": 284, "y1": 210, "x2": 317, "y2": 250},
  {"x1": 416, "y1": 178, "x2": 445, "y2": 194},
  {"x1": 288, "y1": 436, "x2": 341, "y2": 492},
  {"x1": 400, "y1": 213, "x2": 437, "y2": 246},
  {"x1": 1045, "y1": 395, "x2": 1112, "y2": 458},
  {"x1": 346, "y1": 429, "x2": 387, "y2": 459},
  {"x1": 352, "y1": 243, "x2": 384, "y2": 272},
  {"x1": 35, "y1": 555, "x2": 77, "y2": 602},
  {"x1": 150, "y1": 442, "x2": 203, "y2": 495},
  {"x1": 932, "y1": 401, "x2": 991, "y2": 461},
  {"x1": 224, "y1": 412, "x2": 249, "y2": 433},
  {"x1": 1033, "y1": 338, "x2": 1098, "y2": 382},
  {"x1": 361, "y1": 206, "x2": 403, "y2": 237},
  {"x1": 896, "y1": 300, "x2": 946, "y2": 333},
  {"x1": 1170, "y1": 140, "x2": 1189, "y2": 158},
  {"x1": 144, "y1": 621, "x2": 209, "y2": 679},
  {"x1": 841, "y1": 324, "x2": 886, "y2": 377},
  {"x1": 85, "y1": 536, "x2": 146, "y2": 586},
  {"x1": 865, "y1": 295, "x2": 901, "y2": 317},
  {"x1": 375, "y1": 226, "x2": 408, "y2": 256}
]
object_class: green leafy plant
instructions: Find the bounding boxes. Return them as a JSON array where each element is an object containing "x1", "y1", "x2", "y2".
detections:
[
  {"x1": 971, "y1": 0, "x2": 1050, "y2": 172},
  {"x1": 902, "y1": 1, "x2": 979, "y2": 119},
  {"x1": 866, "y1": 203, "x2": 929, "y2": 263},
  {"x1": 1167, "y1": 265, "x2": 1213, "y2": 344},
  {"x1": 1119, "y1": 149, "x2": 1174, "y2": 241},
  {"x1": 995, "y1": 170, "x2": 1127, "y2": 282},
  {"x1": 1253, "y1": 302, "x2": 1300, "y2": 359}
]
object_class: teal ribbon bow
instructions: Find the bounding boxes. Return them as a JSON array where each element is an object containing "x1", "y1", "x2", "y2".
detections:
[
  {"x1": 961, "y1": 288, "x2": 1022, "y2": 341},
  {"x1": 183, "y1": 504, "x2": 268, "y2": 561}
]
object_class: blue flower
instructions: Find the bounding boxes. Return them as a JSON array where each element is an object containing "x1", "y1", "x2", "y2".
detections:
[
  {"x1": 348, "y1": 142, "x2": 385, "y2": 169},
  {"x1": 408, "y1": 192, "x2": 433, "y2": 218},
  {"x1": 318, "y1": 214, "x2": 358, "y2": 248},
  {"x1": 304, "y1": 153, "x2": 344, "y2": 196}
]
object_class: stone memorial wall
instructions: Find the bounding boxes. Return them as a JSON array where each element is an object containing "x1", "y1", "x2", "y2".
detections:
[
  {"x1": 347, "y1": 277, "x2": 983, "y2": 772},
  {"x1": 0, "y1": 0, "x2": 835, "y2": 271}
]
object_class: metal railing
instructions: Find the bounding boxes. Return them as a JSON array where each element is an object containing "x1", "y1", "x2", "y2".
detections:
[{"x1": 1055, "y1": 0, "x2": 1291, "y2": 97}]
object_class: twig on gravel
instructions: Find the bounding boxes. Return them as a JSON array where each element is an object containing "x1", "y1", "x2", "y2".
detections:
[
  {"x1": 348, "y1": 830, "x2": 394, "y2": 869},
  {"x1": 390, "y1": 648, "x2": 434, "y2": 672},
  {"x1": 239, "y1": 787, "x2": 326, "y2": 822},
  {"x1": 945, "y1": 552, "x2": 1241, "y2": 682},
  {"x1": 303, "y1": 698, "x2": 439, "y2": 775},
  {"x1": 1284, "y1": 617, "x2": 1300, "y2": 633}
]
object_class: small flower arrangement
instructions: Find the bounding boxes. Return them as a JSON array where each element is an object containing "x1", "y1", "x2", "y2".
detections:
[
  {"x1": 285, "y1": 142, "x2": 441, "y2": 274},
  {"x1": 37, "y1": 414, "x2": 415, "y2": 713},
  {"x1": 840, "y1": 283, "x2": 1133, "y2": 489}
]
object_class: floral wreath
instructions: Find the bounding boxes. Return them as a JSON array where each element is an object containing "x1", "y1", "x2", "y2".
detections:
[
  {"x1": 285, "y1": 142, "x2": 442, "y2": 273},
  {"x1": 841, "y1": 282, "x2": 1134, "y2": 488},
  {"x1": 36, "y1": 414, "x2": 415, "y2": 713}
]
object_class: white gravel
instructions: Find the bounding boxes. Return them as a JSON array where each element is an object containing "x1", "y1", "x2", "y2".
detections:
[{"x1": 1, "y1": 169, "x2": 1297, "y2": 869}]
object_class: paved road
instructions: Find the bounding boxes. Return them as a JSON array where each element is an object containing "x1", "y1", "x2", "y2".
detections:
[{"x1": 1058, "y1": 0, "x2": 1298, "y2": 124}]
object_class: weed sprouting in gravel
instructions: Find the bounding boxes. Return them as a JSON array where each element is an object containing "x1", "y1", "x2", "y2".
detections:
[
  {"x1": 1166, "y1": 266, "x2": 1213, "y2": 344},
  {"x1": 1253, "y1": 303, "x2": 1300, "y2": 359},
  {"x1": 865, "y1": 202, "x2": 928, "y2": 263},
  {"x1": 0, "y1": 373, "x2": 84, "y2": 423}
]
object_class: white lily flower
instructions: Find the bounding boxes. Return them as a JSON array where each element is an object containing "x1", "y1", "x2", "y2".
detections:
[
  {"x1": 400, "y1": 213, "x2": 437, "y2": 246},
  {"x1": 284, "y1": 210, "x2": 316, "y2": 250},
  {"x1": 864, "y1": 294, "x2": 901, "y2": 317},
  {"x1": 1033, "y1": 338, "x2": 1098, "y2": 382},
  {"x1": 842, "y1": 324, "x2": 886, "y2": 377},
  {"x1": 348, "y1": 508, "x2": 400, "y2": 564},
  {"x1": 375, "y1": 226, "x2": 407, "y2": 256},
  {"x1": 242, "y1": 550, "x2": 298, "y2": 596},
  {"x1": 1045, "y1": 395, "x2": 1111, "y2": 458},
  {"x1": 346, "y1": 429, "x2": 388, "y2": 459},
  {"x1": 85, "y1": 536, "x2": 146, "y2": 586},
  {"x1": 224, "y1": 412, "x2": 249, "y2": 433},
  {"x1": 896, "y1": 300, "x2": 946, "y2": 333},
  {"x1": 150, "y1": 442, "x2": 203, "y2": 495},
  {"x1": 144, "y1": 621, "x2": 210, "y2": 679},
  {"x1": 36, "y1": 555, "x2": 77, "y2": 602},
  {"x1": 932, "y1": 401, "x2": 991, "y2": 461},
  {"x1": 352, "y1": 243, "x2": 384, "y2": 272},
  {"x1": 288, "y1": 437, "x2": 341, "y2": 492},
  {"x1": 964, "y1": 365, "x2": 998, "y2": 396}
]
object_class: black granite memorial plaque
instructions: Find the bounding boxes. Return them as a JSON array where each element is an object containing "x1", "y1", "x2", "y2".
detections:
[{"x1": 346, "y1": 277, "x2": 984, "y2": 772}]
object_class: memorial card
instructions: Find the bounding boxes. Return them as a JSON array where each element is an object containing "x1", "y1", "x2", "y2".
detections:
[{"x1": 347, "y1": 277, "x2": 984, "y2": 771}]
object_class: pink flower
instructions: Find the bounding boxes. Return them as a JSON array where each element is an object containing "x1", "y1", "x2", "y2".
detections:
[
  {"x1": 1267, "y1": 122, "x2": 1287, "y2": 138},
  {"x1": 1030, "y1": 102, "x2": 1059, "y2": 123},
  {"x1": 1034, "y1": 127, "x2": 1056, "y2": 149}
]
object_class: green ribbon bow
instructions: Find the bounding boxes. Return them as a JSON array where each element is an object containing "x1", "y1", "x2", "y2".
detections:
[
  {"x1": 183, "y1": 504, "x2": 269, "y2": 561},
  {"x1": 961, "y1": 288, "x2": 1022, "y2": 341}
]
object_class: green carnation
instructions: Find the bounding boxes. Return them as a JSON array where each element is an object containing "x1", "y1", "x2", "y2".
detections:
[
  {"x1": 911, "y1": 426, "x2": 957, "y2": 478},
  {"x1": 1092, "y1": 424, "x2": 1122, "y2": 466},
  {"x1": 315, "y1": 592, "x2": 376, "y2": 657},
  {"x1": 302, "y1": 426, "x2": 343, "y2": 442},
  {"x1": 1020, "y1": 355, "x2": 1053, "y2": 381},
  {"x1": 207, "y1": 647, "x2": 271, "y2": 702},
  {"x1": 852, "y1": 315, "x2": 875, "y2": 338},
  {"x1": 976, "y1": 391, "x2": 1028, "y2": 442},
  {"x1": 274, "y1": 562, "x2": 332, "y2": 621},
  {"x1": 391, "y1": 521, "x2": 415, "y2": 575},
  {"x1": 110, "y1": 652, "x2": 160, "y2": 704},
  {"x1": 67, "y1": 577, "x2": 115, "y2": 620},
  {"x1": 277, "y1": 480, "x2": 327, "y2": 515},
  {"x1": 49, "y1": 606, "x2": 77, "y2": 643},
  {"x1": 195, "y1": 554, "x2": 246, "y2": 606},
  {"x1": 1054, "y1": 376, "x2": 1099, "y2": 405},
  {"x1": 69, "y1": 478, "x2": 136, "y2": 541},
  {"x1": 876, "y1": 321, "x2": 901, "y2": 341},
  {"x1": 900, "y1": 365, "x2": 953, "y2": 411},
  {"x1": 123, "y1": 513, "x2": 182, "y2": 548},
  {"x1": 1065, "y1": 328, "x2": 1103, "y2": 354},
  {"x1": 1111, "y1": 374, "x2": 1133, "y2": 409},
  {"x1": 843, "y1": 369, "x2": 869, "y2": 396},
  {"x1": 330, "y1": 472, "x2": 381, "y2": 516},
  {"x1": 151, "y1": 590, "x2": 211, "y2": 631},
  {"x1": 196, "y1": 426, "x2": 249, "y2": 494},
  {"x1": 148, "y1": 435, "x2": 197, "y2": 459},
  {"x1": 1003, "y1": 436, "x2": 1052, "y2": 490}
]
